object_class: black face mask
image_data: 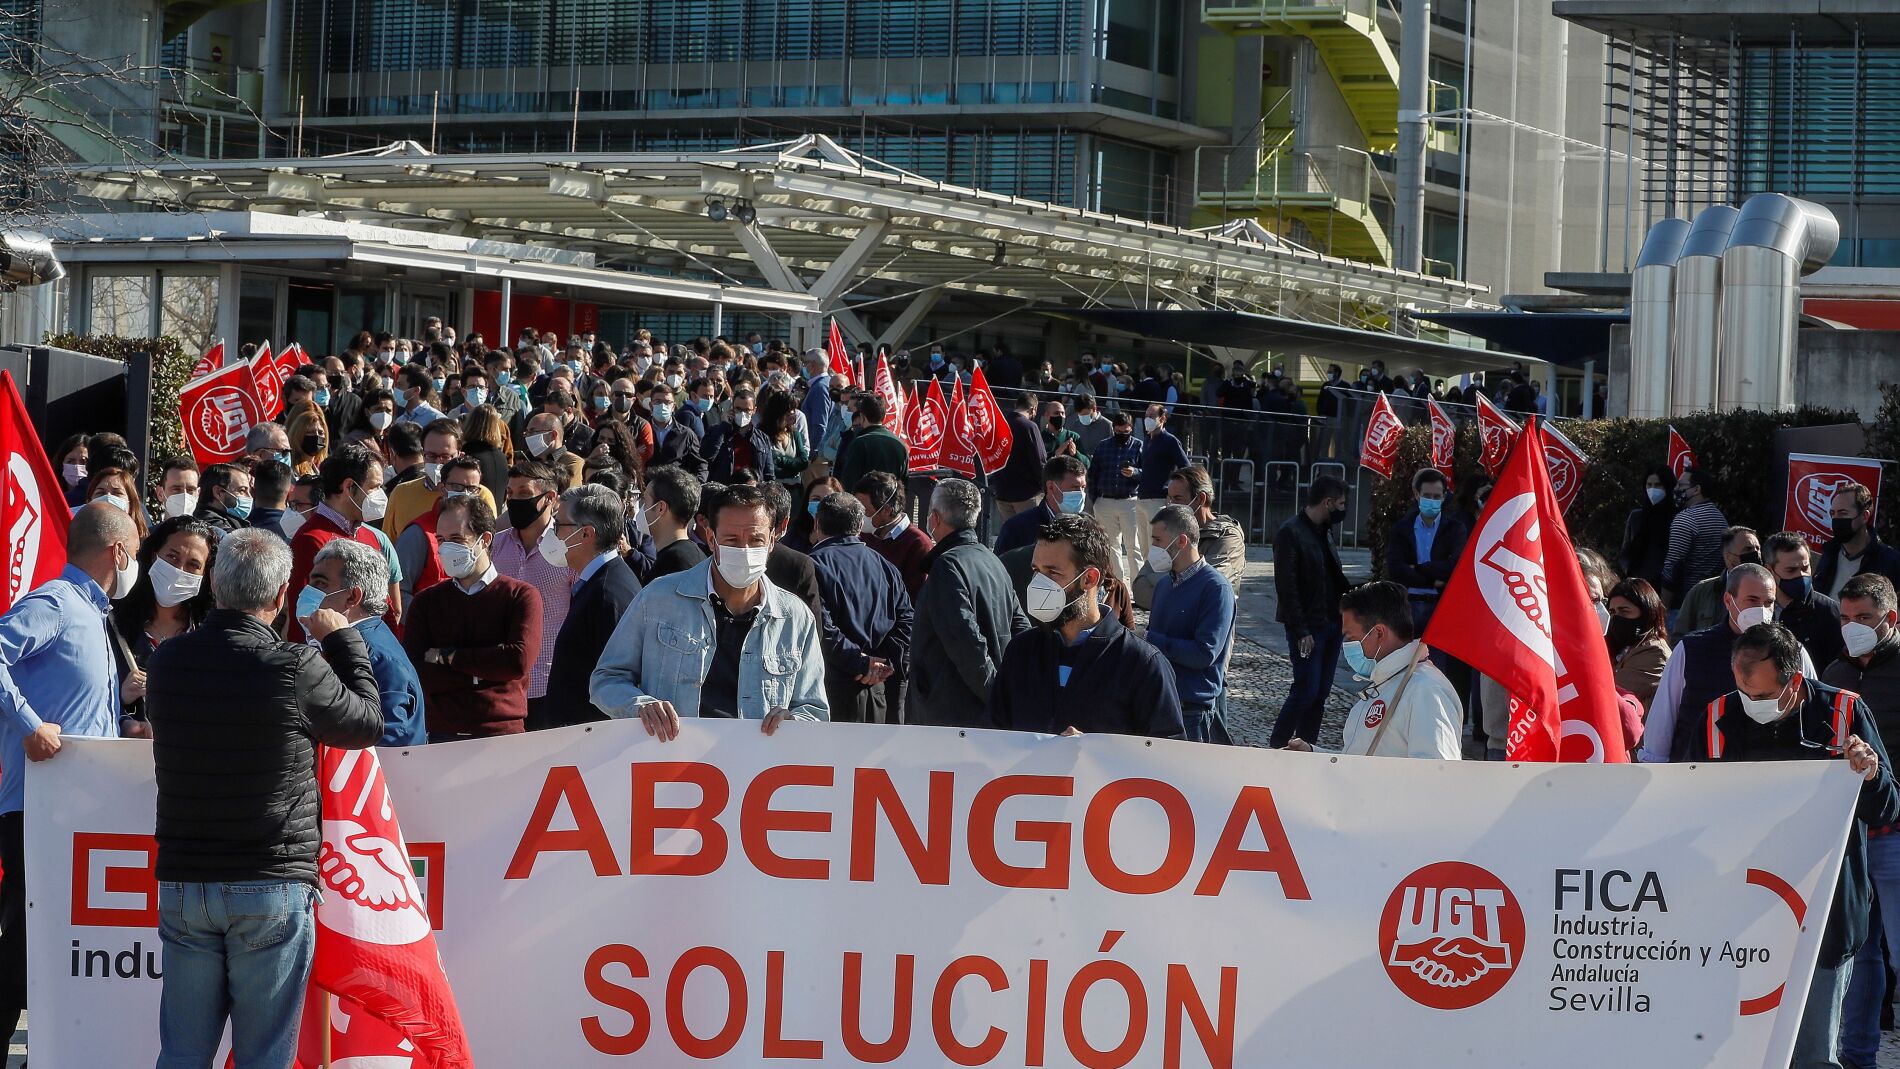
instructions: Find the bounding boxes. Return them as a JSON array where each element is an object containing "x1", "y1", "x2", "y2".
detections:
[
  {"x1": 1605, "y1": 615, "x2": 1644, "y2": 652},
  {"x1": 300, "y1": 433, "x2": 324, "y2": 455},
  {"x1": 1113, "y1": 431, "x2": 1131, "y2": 444},
  {"x1": 1047, "y1": 415, "x2": 1064, "y2": 431},
  {"x1": 506, "y1": 496, "x2": 547, "y2": 531},
  {"x1": 1833, "y1": 517, "x2": 1860, "y2": 541},
  {"x1": 1735, "y1": 549, "x2": 1763, "y2": 566},
  {"x1": 1327, "y1": 505, "x2": 1348, "y2": 527}
]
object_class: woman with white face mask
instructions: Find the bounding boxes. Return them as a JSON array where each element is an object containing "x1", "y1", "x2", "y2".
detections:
[
  {"x1": 108, "y1": 518, "x2": 216, "y2": 739},
  {"x1": 1618, "y1": 465, "x2": 1678, "y2": 592}
]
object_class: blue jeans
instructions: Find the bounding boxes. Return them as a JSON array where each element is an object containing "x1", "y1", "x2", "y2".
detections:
[
  {"x1": 1843, "y1": 835, "x2": 1900, "y2": 1066},
  {"x1": 156, "y1": 880, "x2": 318, "y2": 1069},
  {"x1": 1271, "y1": 622, "x2": 1342, "y2": 747},
  {"x1": 1798, "y1": 958, "x2": 1854, "y2": 1069}
]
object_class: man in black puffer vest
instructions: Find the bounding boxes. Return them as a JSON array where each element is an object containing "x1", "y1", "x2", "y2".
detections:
[{"x1": 145, "y1": 528, "x2": 384, "y2": 1068}]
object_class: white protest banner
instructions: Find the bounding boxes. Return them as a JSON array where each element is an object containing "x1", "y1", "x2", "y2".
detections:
[{"x1": 30, "y1": 722, "x2": 1858, "y2": 1067}]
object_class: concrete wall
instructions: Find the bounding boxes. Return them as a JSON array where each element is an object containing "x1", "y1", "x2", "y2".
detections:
[{"x1": 1604, "y1": 323, "x2": 1900, "y2": 421}]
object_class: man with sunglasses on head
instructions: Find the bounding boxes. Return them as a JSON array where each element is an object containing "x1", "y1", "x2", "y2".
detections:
[{"x1": 1688, "y1": 622, "x2": 1896, "y2": 1069}]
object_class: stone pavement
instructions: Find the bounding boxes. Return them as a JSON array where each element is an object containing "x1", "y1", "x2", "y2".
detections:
[{"x1": 1215, "y1": 542, "x2": 1372, "y2": 750}]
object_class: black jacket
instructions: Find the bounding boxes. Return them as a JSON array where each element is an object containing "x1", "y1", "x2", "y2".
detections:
[
  {"x1": 702, "y1": 421, "x2": 777, "y2": 485},
  {"x1": 145, "y1": 611, "x2": 384, "y2": 884},
  {"x1": 910, "y1": 528, "x2": 1029, "y2": 727},
  {"x1": 650, "y1": 422, "x2": 709, "y2": 482},
  {"x1": 1385, "y1": 509, "x2": 1468, "y2": 594},
  {"x1": 193, "y1": 504, "x2": 248, "y2": 538},
  {"x1": 548, "y1": 556, "x2": 642, "y2": 726},
  {"x1": 1273, "y1": 512, "x2": 1347, "y2": 637},
  {"x1": 992, "y1": 411, "x2": 1049, "y2": 502},
  {"x1": 325, "y1": 391, "x2": 363, "y2": 444},
  {"x1": 1823, "y1": 636, "x2": 1900, "y2": 755},
  {"x1": 1816, "y1": 534, "x2": 1900, "y2": 599},
  {"x1": 989, "y1": 612, "x2": 1185, "y2": 739},
  {"x1": 767, "y1": 542, "x2": 826, "y2": 630},
  {"x1": 1782, "y1": 589, "x2": 1847, "y2": 671}
]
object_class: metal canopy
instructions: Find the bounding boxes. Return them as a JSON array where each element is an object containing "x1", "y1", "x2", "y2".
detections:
[
  {"x1": 53, "y1": 136, "x2": 1488, "y2": 341},
  {"x1": 1553, "y1": 1, "x2": 1900, "y2": 46},
  {"x1": 1041, "y1": 307, "x2": 1540, "y2": 375},
  {"x1": 1407, "y1": 310, "x2": 1627, "y2": 367}
]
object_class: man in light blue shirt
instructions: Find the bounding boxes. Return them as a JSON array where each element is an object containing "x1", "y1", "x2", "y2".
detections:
[{"x1": 0, "y1": 501, "x2": 137, "y2": 1054}]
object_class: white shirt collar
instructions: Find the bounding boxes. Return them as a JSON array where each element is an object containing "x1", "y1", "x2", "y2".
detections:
[{"x1": 456, "y1": 562, "x2": 498, "y2": 594}]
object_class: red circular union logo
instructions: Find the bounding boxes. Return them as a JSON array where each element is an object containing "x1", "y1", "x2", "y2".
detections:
[
  {"x1": 1363, "y1": 699, "x2": 1386, "y2": 729},
  {"x1": 1379, "y1": 861, "x2": 1524, "y2": 1010}
]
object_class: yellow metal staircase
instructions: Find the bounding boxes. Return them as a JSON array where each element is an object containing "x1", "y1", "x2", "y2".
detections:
[
  {"x1": 1202, "y1": 0, "x2": 1401, "y2": 153},
  {"x1": 1193, "y1": 136, "x2": 1393, "y2": 263}
]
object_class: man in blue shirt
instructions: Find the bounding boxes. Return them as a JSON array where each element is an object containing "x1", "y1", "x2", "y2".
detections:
[
  {"x1": 0, "y1": 501, "x2": 137, "y2": 1052},
  {"x1": 1146, "y1": 505, "x2": 1236, "y2": 742},
  {"x1": 307, "y1": 538, "x2": 427, "y2": 746},
  {"x1": 996, "y1": 454, "x2": 1086, "y2": 556},
  {"x1": 800, "y1": 348, "x2": 834, "y2": 460},
  {"x1": 1085, "y1": 410, "x2": 1146, "y2": 584}
]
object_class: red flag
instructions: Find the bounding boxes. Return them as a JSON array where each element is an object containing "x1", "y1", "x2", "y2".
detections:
[
  {"x1": 249, "y1": 342, "x2": 283, "y2": 422},
  {"x1": 909, "y1": 379, "x2": 949, "y2": 472},
  {"x1": 1424, "y1": 420, "x2": 1629, "y2": 764},
  {"x1": 1358, "y1": 392, "x2": 1403, "y2": 479},
  {"x1": 826, "y1": 320, "x2": 853, "y2": 388},
  {"x1": 0, "y1": 372, "x2": 70, "y2": 612},
  {"x1": 872, "y1": 356, "x2": 905, "y2": 442},
  {"x1": 276, "y1": 341, "x2": 305, "y2": 384},
  {"x1": 1667, "y1": 425, "x2": 1698, "y2": 480},
  {"x1": 1427, "y1": 398, "x2": 1455, "y2": 482},
  {"x1": 966, "y1": 366, "x2": 1013, "y2": 473},
  {"x1": 940, "y1": 378, "x2": 978, "y2": 478},
  {"x1": 189, "y1": 341, "x2": 224, "y2": 381},
  {"x1": 178, "y1": 360, "x2": 263, "y2": 468},
  {"x1": 1541, "y1": 422, "x2": 1591, "y2": 514},
  {"x1": 305, "y1": 746, "x2": 472, "y2": 1067},
  {"x1": 1476, "y1": 393, "x2": 1520, "y2": 475}
]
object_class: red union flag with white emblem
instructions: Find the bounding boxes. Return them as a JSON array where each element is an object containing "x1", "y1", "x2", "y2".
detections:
[
  {"x1": 0, "y1": 372, "x2": 69, "y2": 612},
  {"x1": 1667, "y1": 425, "x2": 1698, "y2": 480},
  {"x1": 1428, "y1": 398, "x2": 1456, "y2": 481},
  {"x1": 966, "y1": 366, "x2": 1013, "y2": 473},
  {"x1": 1359, "y1": 392, "x2": 1404, "y2": 479},
  {"x1": 178, "y1": 359, "x2": 263, "y2": 468},
  {"x1": 826, "y1": 319, "x2": 853, "y2": 388},
  {"x1": 303, "y1": 745, "x2": 472, "y2": 1068},
  {"x1": 940, "y1": 378, "x2": 979, "y2": 478},
  {"x1": 1541, "y1": 422, "x2": 1591, "y2": 514},
  {"x1": 873, "y1": 356, "x2": 908, "y2": 444},
  {"x1": 188, "y1": 340, "x2": 224, "y2": 381},
  {"x1": 1785, "y1": 453, "x2": 1886, "y2": 551},
  {"x1": 1424, "y1": 420, "x2": 1629, "y2": 763},
  {"x1": 248, "y1": 341, "x2": 283, "y2": 422},
  {"x1": 1475, "y1": 392, "x2": 1520, "y2": 475},
  {"x1": 908, "y1": 378, "x2": 949, "y2": 472},
  {"x1": 276, "y1": 341, "x2": 305, "y2": 386}
]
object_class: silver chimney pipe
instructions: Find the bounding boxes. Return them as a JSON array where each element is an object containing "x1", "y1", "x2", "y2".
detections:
[
  {"x1": 1668, "y1": 205, "x2": 1740, "y2": 416},
  {"x1": 1626, "y1": 217, "x2": 1690, "y2": 419},
  {"x1": 1718, "y1": 194, "x2": 1840, "y2": 412}
]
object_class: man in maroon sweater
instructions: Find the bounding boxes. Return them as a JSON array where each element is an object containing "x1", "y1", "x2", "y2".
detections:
[
  {"x1": 852, "y1": 471, "x2": 935, "y2": 598},
  {"x1": 402, "y1": 495, "x2": 543, "y2": 740}
]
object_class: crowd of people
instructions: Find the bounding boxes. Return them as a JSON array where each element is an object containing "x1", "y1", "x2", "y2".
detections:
[{"x1": 3, "y1": 320, "x2": 1897, "y2": 1065}]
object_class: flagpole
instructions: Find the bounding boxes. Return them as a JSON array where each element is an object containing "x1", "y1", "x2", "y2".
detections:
[{"x1": 322, "y1": 992, "x2": 334, "y2": 1069}]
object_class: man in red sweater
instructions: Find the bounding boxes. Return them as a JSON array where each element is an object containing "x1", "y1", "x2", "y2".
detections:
[
  {"x1": 402, "y1": 495, "x2": 543, "y2": 740},
  {"x1": 852, "y1": 471, "x2": 934, "y2": 598},
  {"x1": 287, "y1": 444, "x2": 389, "y2": 643}
]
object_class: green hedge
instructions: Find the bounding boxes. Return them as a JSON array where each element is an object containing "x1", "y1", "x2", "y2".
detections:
[
  {"x1": 1368, "y1": 405, "x2": 1877, "y2": 572},
  {"x1": 44, "y1": 332, "x2": 192, "y2": 463}
]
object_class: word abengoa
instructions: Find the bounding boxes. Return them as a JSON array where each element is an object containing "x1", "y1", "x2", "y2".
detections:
[{"x1": 506, "y1": 762, "x2": 1310, "y2": 897}]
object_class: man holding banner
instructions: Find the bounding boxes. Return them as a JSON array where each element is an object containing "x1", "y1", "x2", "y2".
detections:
[{"x1": 1686, "y1": 623, "x2": 1896, "y2": 1068}]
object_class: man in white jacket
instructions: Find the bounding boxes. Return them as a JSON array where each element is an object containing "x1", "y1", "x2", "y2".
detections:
[{"x1": 1337, "y1": 581, "x2": 1463, "y2": 759}]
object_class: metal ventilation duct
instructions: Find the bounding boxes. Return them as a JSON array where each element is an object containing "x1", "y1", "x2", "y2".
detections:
[
  {"x1": 1627, "y1": 217, "x2": 1690, "y2": 419},
  {"x1": 1668, "y1": 206, "x2": 1740, "y2": 416},
  {"x1": 1717, "y1": 195, "x2": 1840, "y2": 411}
]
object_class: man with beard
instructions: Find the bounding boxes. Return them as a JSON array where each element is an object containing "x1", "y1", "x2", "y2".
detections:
[{"x1": 988, "y1": 513, "x2": 1183, "y2": 738}]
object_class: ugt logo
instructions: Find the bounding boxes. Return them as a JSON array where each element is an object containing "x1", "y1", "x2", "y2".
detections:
[{"x1": 1379, "y1": 861, "x2": 1524, "y2": 1009}]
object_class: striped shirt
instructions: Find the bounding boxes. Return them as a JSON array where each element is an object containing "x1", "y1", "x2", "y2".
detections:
[
  {"x1": 1662, "y1": 499, "x2": 1730, "y2": 591},
  {"x1": 489, "y1": 525, "x2": 573, "y2": 699}
]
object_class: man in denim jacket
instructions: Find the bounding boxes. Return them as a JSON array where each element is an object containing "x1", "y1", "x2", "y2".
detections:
[{"x1": 590, "y1": 482, "x2": 829, "y2": 738}]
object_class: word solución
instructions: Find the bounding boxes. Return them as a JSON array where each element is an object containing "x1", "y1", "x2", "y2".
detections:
[{"x1": 581, "y1": 930, "x2": 1237, "y2": 1068}]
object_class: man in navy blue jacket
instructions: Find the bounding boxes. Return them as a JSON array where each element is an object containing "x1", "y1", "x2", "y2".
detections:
[
  {"x1": 1146, "y1": 505, "x2": 1235, "y2": 743},
  {"x1": 1134, "y1": 403, "x2": 1190, "y2": 543},
  {"x1": 808, "y1": 493, "x2": 913, "y2": 723},
  {"x1": 990, "y1": 514, "x2": 1184, "y2": 738},
  {"x1": 547, "y1": 484, "x2": 643, "y2": 726}
]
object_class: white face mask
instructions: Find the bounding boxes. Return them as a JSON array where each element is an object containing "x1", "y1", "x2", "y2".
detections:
[
  {"x1": 1595, "y1": 601, "x2": 1612, "y2": 635},
  {"x1": 1024, "y1": 571, "x2": 1085, "y2": 624},
  {"x1": 1143, "y1": 417, "x2": 1160, "y2": 435},
  {"x1": 438, "y1": 539, "x2": 481, "y2": 579},
  {"x1": 1147, "y1": 540, "x2": 1179, "y2": 575},
  {"x1": 1843, "y1": 620, "x2": 1886, "y2": 658},
  {"x1": 368, "y1": 410, "x2": 394, "y2": 431},
  {"x1": 356, "y1": 485, "x2": 388, "y2": 523},
  {"x1": 538, "y1": 523, "x2": 577, "y2": 568},
  {"x1": 98, "y1": 493, "x2": 131, "y2": 514},
  {"x1": 281, "y1": 508, "x2": 308, "y2": 539},
  {"x1": 527, "y1": 432, "x2": 553, "y2": 458},
  {"x1": 110, "y1": 545, "x2": 139, "y2": 600},
  {"x1": 149, "y1": 557, "x2": 202, "y2": 608},
  {"x1": 1734, "y1": 604, "x2": 1773, "y2": 631},
  {"x1": 164, "y1": 491, "x2": 198, "y2": 519},
  {"x1": 733, "y1": 411, "x2": 754, "y2": 429},
  {"x1": 1738, "y1": 681, "x2": 1795, "y2": 725},
  {"x1": 715, "y1": 544, "x2": 771, "y2": 588},
  {"x1": 423, "y1": 462, "x2": 443, "y2": 487},
  {"x1": 1645, "y1": 487, "x2": 1666, "y2": 506}
]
